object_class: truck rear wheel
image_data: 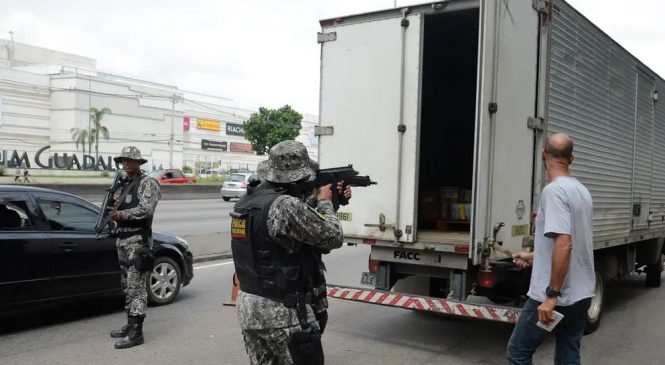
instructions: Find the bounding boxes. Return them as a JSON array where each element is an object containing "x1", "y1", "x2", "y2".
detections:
[
  {"x1": 584, "y1": 270, "x2": 604, "y2": 334},
  {"x1": 646, "y1": 254, "x2": 663, "y2": 288}
]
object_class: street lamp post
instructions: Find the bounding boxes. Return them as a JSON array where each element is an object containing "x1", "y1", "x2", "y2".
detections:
[{"x1": 169, "y1": 94, "x2": 177, "y2": 168}]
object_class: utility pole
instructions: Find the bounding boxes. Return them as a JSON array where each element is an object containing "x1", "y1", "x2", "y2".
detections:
[
  {"x1": 7, "y1": 31, "x2": 14, "y2": 68},
  {"x1": 169, "y1": 94, "x2": 177, "y2": 168}
]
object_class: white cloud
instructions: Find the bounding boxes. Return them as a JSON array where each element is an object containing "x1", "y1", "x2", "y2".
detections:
[{"x1": 1, "y1": 0, "x2": 664, "y2": 115}]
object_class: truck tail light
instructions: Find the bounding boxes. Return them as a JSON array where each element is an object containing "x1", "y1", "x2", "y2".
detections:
[
  {"x1": 477, "y1": 269, "x2": 497, "y2": 288},
  {"x1": 368, "y1": 258, "x2": 381, "y2": 273},
  {"x1": 241, "y1": 181, "x2": 247, "y2": 188}
]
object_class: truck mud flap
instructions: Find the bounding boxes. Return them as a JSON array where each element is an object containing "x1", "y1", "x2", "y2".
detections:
[{"x1": 327, "y1": 284, "x2": 520, "y2": 324}]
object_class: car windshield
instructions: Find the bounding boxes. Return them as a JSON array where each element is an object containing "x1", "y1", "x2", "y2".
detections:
[
  {"x1": 148, "y1": 171, "x2": 162, "y2": 178},
  {"x1": 229, "y1": 174, "x2": 246, "y2": 182}
]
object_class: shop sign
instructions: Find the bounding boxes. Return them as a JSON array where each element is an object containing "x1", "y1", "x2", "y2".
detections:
[{"x1": 197, "y1": 119, "x2": 221, "y2": 131}]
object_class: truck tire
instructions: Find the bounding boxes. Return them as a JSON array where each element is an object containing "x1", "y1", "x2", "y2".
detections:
[
  {"x1": 222, "y1": 197, "x2": 231, "y2": 201},
  {"x1": 646, "y1": 254, "x2": 663, "y2": 288},
  {"x1": 584, "y1": 270, "x2": 604, "y2": 334}
]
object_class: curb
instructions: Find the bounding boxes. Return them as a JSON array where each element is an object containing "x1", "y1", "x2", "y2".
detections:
[{"x1": 193, "y1": 252, "x2": 233, "y2": 264}]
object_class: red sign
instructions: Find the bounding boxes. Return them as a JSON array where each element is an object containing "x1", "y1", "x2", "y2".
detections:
[
  {"x1": 183, "y1": 117, "x2": 190, "y2": 132},
  {"x1": 230, "y1": 142, "x2": 253, "y2": 153}
]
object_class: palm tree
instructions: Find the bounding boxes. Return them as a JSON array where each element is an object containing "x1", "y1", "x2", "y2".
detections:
[
  {"x1": 70, "y1": 127, "x2": 89, "y2": 156},
  {"x1": 90, "y1": 107, "x2": 111, "y2": 159}
]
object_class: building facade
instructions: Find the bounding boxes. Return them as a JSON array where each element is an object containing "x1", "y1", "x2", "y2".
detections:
[{"x1": 0, "y1": 39, "x2": 318, "y2": 173}]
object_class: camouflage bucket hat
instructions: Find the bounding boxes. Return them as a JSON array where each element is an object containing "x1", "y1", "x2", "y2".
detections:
[
  {"x1": 257, "y1": 140, "x2": 315, "y2": 183},
  {"x1": 113, "y1": 146, "x2": 148, "y2": 165}
]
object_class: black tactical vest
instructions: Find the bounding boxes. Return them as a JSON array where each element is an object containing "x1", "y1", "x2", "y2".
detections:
[
  {"x1": 231, "y1": 183, "x2": 319, "y2": 304},
  {"x1": 117, "y1": 173, "x2": 152, "y2": 230}
]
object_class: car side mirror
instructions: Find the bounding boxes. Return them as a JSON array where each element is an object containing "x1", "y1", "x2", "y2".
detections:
[{"x1": 107, "y1": 221, "x2": 118, "y2": 237}]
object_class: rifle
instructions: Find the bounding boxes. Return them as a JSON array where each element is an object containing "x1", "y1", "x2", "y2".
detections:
[
  {"x1": 95, "y1": 171, "x2": 123, "y2": 235},
  {"x1": 303, "y1": 164, "x2": 377, "y2": 210}
]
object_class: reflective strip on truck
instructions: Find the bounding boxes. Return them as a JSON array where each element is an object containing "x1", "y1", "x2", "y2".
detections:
[{"x1": 327, "y1": 285, "x2": 520, "y2": 324}]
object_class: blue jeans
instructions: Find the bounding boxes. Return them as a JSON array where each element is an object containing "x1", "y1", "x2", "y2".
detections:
[{"x1": 507, "y1": 297, "x2": 592, "y2": 365}]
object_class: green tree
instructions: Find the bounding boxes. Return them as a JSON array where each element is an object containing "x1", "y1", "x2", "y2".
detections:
[
  {"x1": 70, "y1": 127, "x2": 90, "y2": 156},
  {"x1": 90, "y1": 107, "x2": 111, "y2": 159},
  {"x1": 243, "y1": 105, "x2": 302, "y2": 155}
]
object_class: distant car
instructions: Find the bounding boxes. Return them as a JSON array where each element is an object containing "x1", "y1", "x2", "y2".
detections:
[
  {"x1": 0, "y1": 185, "x2": 194, "y2": 313},
  {"x1": 221, "y1": 172, "x2": 257, "y2": 201},
  {"x1": 148, "y1": 169, "x2": 196, "y2": 184}
]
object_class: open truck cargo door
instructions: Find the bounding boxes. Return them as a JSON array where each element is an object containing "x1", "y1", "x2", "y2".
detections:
[
  {"x1": 317, "y1": 7, "x2": 424, "y2": 243},
  {"x1": 472, "y1": 0, "x2": 545, "y2": 265}
]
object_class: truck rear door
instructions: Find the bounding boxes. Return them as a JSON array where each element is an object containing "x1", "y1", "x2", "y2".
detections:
[
  {"x1": 472, "y1": 0, "x2": 544, "y2": 264},
  {"x1": 317, "y1": 8, "x2": 423, "y2": 243}
]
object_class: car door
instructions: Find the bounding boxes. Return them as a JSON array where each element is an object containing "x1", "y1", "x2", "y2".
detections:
[
  {"x1": 33, "y1": 192, "x2": 120, "y2": 298},
  {"x1": 171, "y1": 170, "x2": 187, "y2": 184},
  {"x1": 0, "y1": 192, "x2": 55, "y2": 307},
  {"x1": 161, "y1": 171, "x2": 175, "y2": 184}
]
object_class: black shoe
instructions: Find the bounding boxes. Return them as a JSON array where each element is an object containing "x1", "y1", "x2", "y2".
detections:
[
  {"x1": 114, "y1": 316, "x2": 145, "y2": 349},
  {"x1": 110, "y1": 311, "x2": 131, "y2": 338}
]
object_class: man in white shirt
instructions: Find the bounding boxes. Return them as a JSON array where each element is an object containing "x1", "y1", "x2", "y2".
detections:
[{"x1": 507, "y1": 133, "x2": 595, "y2": 365}]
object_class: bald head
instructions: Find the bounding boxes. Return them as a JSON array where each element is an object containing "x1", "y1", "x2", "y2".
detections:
[{"x1": 544, "y1": 133, "x2": 573, "y2": 161}]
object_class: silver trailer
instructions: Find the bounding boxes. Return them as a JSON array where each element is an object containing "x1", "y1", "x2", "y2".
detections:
[{"x1": 318, "y1": 0, "x2": 665, "y2": 332}]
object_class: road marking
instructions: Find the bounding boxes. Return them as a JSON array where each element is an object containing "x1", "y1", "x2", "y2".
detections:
[{"x1": 194, "y1": 261, "x2": 234, "y2": 270}]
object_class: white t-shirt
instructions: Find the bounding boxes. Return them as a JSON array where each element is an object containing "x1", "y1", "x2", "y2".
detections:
[{"x1": 527, "y1": 176, "x2": 595, "y2": 306}]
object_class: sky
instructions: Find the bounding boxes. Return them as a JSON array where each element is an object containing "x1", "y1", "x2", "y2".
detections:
[{"x1": 1, "y1": 0, "x2": 664, "y2": 115}]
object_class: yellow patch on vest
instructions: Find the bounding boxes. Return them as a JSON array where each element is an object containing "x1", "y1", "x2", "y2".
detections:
[{"x1": 231, "y1": 217, "x2": 247, "y2": 238}]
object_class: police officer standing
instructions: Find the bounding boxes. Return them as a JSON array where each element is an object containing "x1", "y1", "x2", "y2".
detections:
[
  {"x1": 108, "y1": 146, "x2": 161, "y2": 349},
  {"x1": 232, "y1": 140, "x2": 344, "y2": 364}
]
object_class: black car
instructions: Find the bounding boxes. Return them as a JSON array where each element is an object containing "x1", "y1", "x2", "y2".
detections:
[{"x1": 0, "y1": 185, "x2": 193, "y2": 312}]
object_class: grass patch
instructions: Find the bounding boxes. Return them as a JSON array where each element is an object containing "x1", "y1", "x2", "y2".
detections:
[{"x1": 196, "y1": 175, "x2": 226, "y2": 185}]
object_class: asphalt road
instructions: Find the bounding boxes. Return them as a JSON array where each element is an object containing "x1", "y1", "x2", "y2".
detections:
[
  {"x1": 152, "y1": 199, "x2": 233, "y2": 237},
  {"x1": 1, "y1": 243, "x2": 664, "y2": 365},
  {"x1": 102, "y1": 198, "x2": 236, "y2": 259}
]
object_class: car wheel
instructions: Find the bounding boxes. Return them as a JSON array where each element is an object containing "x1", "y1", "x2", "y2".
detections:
[
  {"x1": 147, "y1": 256, "x2": 182, "y2": 306},
  {"x1": 222, "y1": 197, "x2": 231, "y2": 201}
]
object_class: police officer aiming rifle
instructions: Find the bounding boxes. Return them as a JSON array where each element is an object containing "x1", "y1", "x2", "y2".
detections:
[{"x1": 231, "y1": 140, "x2": 344, "y2": 364}]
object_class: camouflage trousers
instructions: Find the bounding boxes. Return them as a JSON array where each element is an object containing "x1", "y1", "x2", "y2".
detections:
[
  {"x1": 116, "y1": 234, "x2": 151, "y2": 317},
  {"x1": 242, "y1": 322, "x2": 323, "y2": 365}
]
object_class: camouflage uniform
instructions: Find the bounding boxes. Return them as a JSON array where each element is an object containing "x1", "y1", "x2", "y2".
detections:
[
  {"x1": 115, "y1": 176, "x2": 160, "y2": 316},
  {"x1": 110, "y1": 146, "x2": 160, "y2": 350},
  {"x1": 235, "y1": 140, "x2": 344, "y2": 365}
]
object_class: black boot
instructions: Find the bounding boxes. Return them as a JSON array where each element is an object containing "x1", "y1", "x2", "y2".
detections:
[
  {"x1": 110, "y1": 311, "x2": 131, "y2": 338},
  {"x1": 114, "y1": 315, "x2": 145, "y2": 349}
]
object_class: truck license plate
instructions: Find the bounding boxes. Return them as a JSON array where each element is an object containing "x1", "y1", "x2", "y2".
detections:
[{"x1": 360, "y1": 272, "x2": 376, "y2": 286}]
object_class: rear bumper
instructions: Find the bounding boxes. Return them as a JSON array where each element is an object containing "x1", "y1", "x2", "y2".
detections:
[
  {"x1": 221, "y1": 187, "x2": 246, "y2": 198},
  {"x1": 327, "y1": 284, "x2": 520, "y2": 323}
]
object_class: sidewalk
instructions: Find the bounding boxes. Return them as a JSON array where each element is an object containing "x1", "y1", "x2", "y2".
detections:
[{"x1": 0, "y1": 176, "x2": 112, "y2": 185}]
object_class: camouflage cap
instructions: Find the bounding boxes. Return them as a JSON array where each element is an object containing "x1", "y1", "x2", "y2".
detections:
[
  {"x1": 257, "y1": 140, "x2": 315, "y2": 183},
  {"x1": 113, "y1": 146, "x2": 148, "y2": 165}
]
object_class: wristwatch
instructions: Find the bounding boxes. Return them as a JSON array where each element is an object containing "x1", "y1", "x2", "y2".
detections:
[{"x1": 545, "y1": 286, "x2": 562, "y2": 298}]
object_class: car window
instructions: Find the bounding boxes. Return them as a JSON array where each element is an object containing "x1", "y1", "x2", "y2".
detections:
[
  {"x1": 37, "y1": 199, "x2": 97, "y2": 232},
  {"x1": 0, "y1": 200, "x2": 34, "y2": 231},
  {"x1": 172, "y1": 171, "x2": 184, "y2": 179},
  {"x1": 148, "y1": 171, "x2": 162, "y2": 178},
  {"x1": 164, "y1": 172, "x2": 174, "y2": 179},
  {"x1": 229, "y1": 174, "x2": 245, "y2": 182}
]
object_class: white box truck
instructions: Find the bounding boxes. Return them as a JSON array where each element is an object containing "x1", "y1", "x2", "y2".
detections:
[{"x1": 318, "y1": 0, "x2": 665, "y2": 333}]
